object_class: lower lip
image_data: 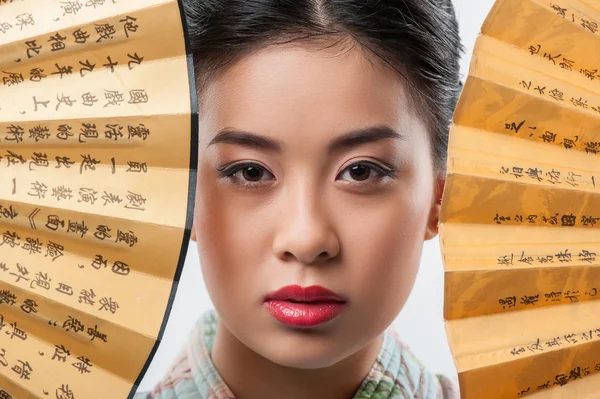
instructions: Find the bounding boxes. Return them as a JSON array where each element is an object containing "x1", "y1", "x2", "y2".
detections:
[{"x1": 264, "y1": 300, "x2": 346, "y2": 327}]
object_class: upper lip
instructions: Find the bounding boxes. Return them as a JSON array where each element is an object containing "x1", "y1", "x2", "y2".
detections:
[{"x1": 263, "y1": 285, "x2": 347, "y2": 303}]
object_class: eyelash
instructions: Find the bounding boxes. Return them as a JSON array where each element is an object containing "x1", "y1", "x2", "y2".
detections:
[{"x1": 216, "y1": 161, "x2": 397, "y2": 190}]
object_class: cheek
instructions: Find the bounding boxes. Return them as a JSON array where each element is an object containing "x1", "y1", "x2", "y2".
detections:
[
  {"x1": 194, "y1": 170, "x2": 237, "y2": 288},
  {"x1": 344, "y1": 182, "x2": 432, "y2": 309},
  {"x1": 193, "y1": 168, "x2": 267, "y2": 300}
]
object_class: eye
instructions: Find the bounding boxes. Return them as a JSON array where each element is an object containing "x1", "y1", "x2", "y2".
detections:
[
  {"x1": 217, "y1": 162, "x2": 275, "y2": 188},
  {"x1": 337, "y1": 161, "x2": 396, "y2": 184}
]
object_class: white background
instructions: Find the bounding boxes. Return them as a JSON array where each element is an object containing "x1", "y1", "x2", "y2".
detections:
[{"x1": 137, "y1": 0, "x2": 496, "y2": 392}]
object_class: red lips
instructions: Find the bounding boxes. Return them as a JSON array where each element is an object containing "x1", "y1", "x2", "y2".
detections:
[
  {"x1": 264, "y1": 285, "x2": 347, "y2": 303},
  {"x1": 263, "y1": 285, "x2": 348, "y2": 327}
]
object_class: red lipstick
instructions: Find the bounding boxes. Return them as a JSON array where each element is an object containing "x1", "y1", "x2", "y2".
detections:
[{"x1": 263, "y1": 285, "x2": 347, "y2": 327}]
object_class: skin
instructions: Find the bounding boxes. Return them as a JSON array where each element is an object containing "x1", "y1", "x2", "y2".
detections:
[{"x1": 189, "y1": 38, "x2": 445, "y2": 399}]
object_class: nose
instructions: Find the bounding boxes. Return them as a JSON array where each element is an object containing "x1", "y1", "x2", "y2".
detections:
[{"x1": 272, "y1": 184, "x2": 340, "y2": 265}]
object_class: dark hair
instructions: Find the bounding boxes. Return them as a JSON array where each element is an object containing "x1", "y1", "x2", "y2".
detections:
[{"x1": 183, "y1": 0, "x2": 464, "y2": 173}]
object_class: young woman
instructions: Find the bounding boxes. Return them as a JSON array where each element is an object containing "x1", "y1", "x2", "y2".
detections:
[{"x1": 150, "y1": 0, "x2": 464, "y2": 398}]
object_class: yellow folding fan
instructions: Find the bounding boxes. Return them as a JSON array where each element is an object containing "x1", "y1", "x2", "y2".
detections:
[
  {"x1": 440, "y1": 0, "x2": 600, "y2": 398},
  {"x1": 0, "y1": 0, "x2": 197, "y2": 397}
]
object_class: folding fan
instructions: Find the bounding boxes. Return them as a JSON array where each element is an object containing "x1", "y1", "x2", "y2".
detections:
[
  {"x1": 439, "y1": 0, "x2": 600, "y2": 398},
  {"x1": 0, "y1": 0, "x2": 197, "y2": 398}
]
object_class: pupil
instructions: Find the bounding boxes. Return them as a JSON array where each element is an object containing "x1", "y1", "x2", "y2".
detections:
[
  {"x1": 350, "y1": 165, "x2": 369, "y2": 181},
  {"x1": 243, "y1": 166, "x2": 263, "y2": 181}
]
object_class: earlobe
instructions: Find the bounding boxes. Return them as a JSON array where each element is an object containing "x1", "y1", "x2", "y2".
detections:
[
  {"x1": 424, "y1": 176, "x2": 445, "y2": 241},
  {"x1": 190, "y1": 223, "x2": 197, "y2": 242},
  {"x1": 424, "y1": 203, "x2": 441, "y2": 240}
]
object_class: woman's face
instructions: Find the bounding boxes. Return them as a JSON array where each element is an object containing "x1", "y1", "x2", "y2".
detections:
[{"x1": 192, "y1": 41, "x2": 443, "y2": 368}]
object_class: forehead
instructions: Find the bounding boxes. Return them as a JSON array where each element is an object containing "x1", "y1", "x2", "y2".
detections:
[{"x1": 198, "y1": 42, "x2": 422, "y2": 144}]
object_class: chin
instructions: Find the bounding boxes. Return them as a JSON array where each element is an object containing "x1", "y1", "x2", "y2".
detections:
[
  {"x1": 252, "y1": 334, "x2": 350, "y2": 369},
  {"x1": 265, "y1": 351, "x2": 342, "y2": 369}
]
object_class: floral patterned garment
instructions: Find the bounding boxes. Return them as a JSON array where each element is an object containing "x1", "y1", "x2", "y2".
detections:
[{"x1": 145, "y1": 309, "x2": 459, "y2": 399}]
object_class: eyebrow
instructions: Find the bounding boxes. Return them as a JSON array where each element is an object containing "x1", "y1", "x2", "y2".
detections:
[{"x1": 207, "y1": 125, "x2": 404, "y2": 154}]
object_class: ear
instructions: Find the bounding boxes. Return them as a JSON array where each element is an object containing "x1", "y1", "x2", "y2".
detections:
[
  {"x1": 424, "y1": 175, "x2": 446, "y2": 241},
  {"x1": 190, "y1": 222, "x2": 197, "y2": 242}
]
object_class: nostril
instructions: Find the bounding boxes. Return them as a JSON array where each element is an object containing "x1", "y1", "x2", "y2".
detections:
[{"x1": 280, "y1": 250, "x2": 331, "y2": 263}]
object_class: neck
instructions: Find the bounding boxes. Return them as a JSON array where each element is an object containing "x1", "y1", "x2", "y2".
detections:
[{"x1": 211, "y1": 320, "x2": 384, "y2": 399}]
